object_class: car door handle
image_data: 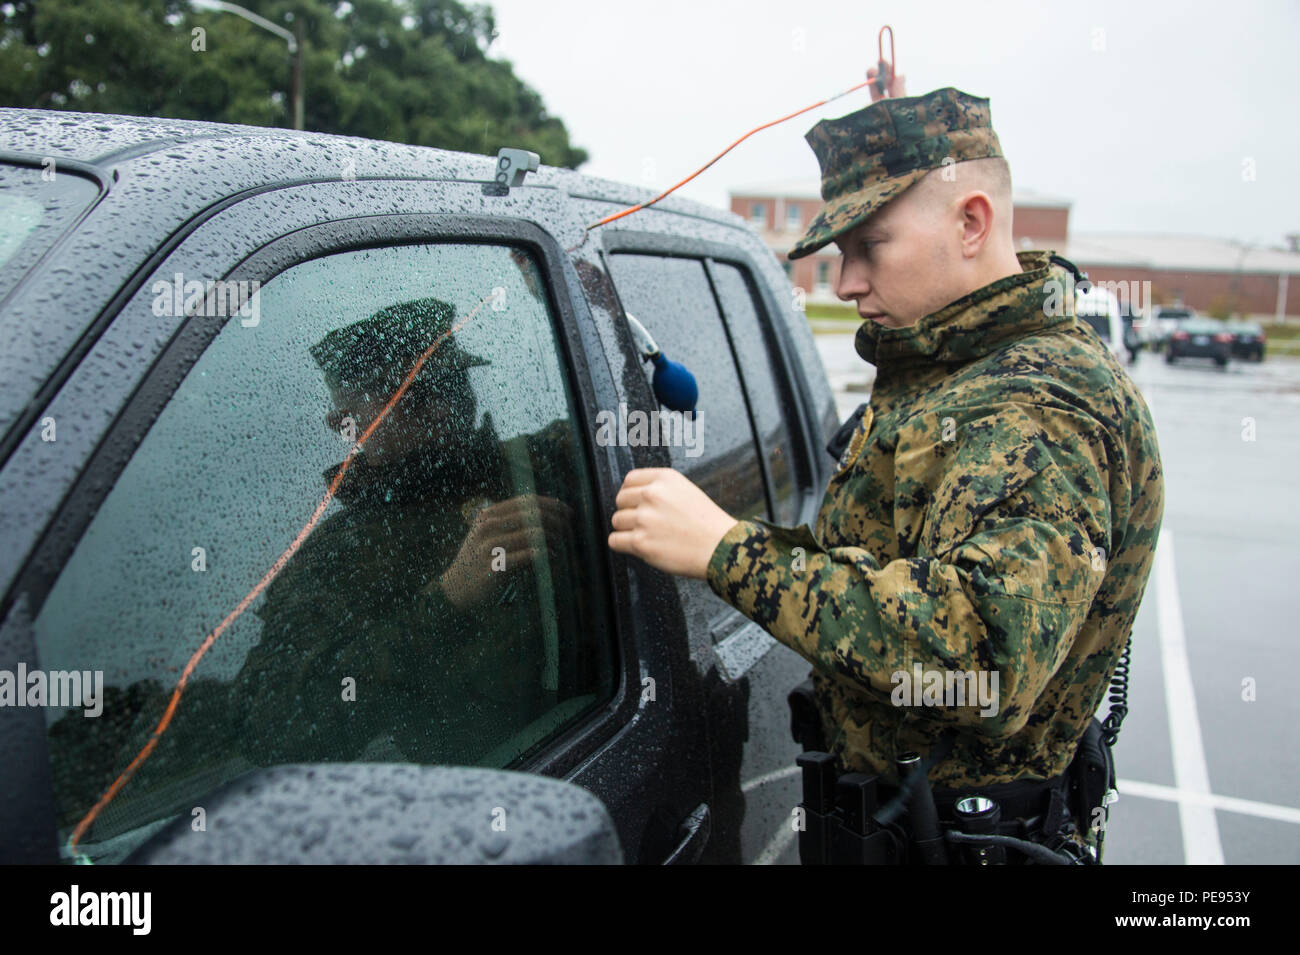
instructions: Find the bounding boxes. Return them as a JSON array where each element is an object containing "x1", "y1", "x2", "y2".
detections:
[{"x1": 662, "y1": 803, "x2": 711, "y2": 865}]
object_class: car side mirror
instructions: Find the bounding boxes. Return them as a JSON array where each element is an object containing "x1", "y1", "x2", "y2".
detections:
[{"x1": 124, "y1": 764, "x2": 623, "y2": 864}]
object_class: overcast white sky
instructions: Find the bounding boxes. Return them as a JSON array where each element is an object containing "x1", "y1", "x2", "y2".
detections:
[{"x1": 482, "y1": 0, "x2": 1299, "y2": 248}]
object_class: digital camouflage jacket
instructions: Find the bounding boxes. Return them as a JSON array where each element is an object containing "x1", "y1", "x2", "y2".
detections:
[{"x1": 707, "y1": 250, "x2": 1165, "y2": 789}]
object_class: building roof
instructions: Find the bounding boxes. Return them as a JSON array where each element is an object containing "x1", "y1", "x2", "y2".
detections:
[
  {"x1": 1063, "y1": 233, "x2": 1300, "y2": 274},
  {"x1": 730, "y1": 179, "x2": 824, "y2": 200},
  {"x1": 730, "y1": 179, "x2": 1072, "y2": 208},
  {"x1": 1011, "y1": 187, "x2": 1072, "y2": 209}
]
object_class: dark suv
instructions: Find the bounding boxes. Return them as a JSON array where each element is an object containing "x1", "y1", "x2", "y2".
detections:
[
  {"x1": 1166, "y1": 317, "x2": 1233, "y2": 367},
  {"x1": 0, "y1": 110, "x2": 839, "y2": 865}
]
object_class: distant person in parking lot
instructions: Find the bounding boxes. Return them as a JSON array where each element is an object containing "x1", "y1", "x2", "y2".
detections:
[{"x1": 609, "y1": 72, "x2": 1165, "y2": 862}]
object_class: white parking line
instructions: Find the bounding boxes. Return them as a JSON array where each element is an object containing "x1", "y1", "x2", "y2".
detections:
[
  {"x1": 1117, "y1": 778, "x2": 1300, "y2": 826},
  {"x1": 741, "y1": 763, "x2": 800, "y2": 795},
  {"x1": 1156, "y1": 530, "x2": 1225, "y2": 864},
  {"x1": 745, "y1": 765, "x2": 803, "y2": 864},
  {"x1": 755, "y1": 818, "x2": 800, "y2": 865}
]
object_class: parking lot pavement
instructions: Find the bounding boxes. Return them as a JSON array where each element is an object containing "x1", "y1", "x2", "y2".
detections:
[
  {"x1": 815, "y1": 331, "x2": 875, "y2": 420},
  {"x1": 1113, "y1": 350, "x2": 1300, "y2": 864},
  {"x1": 814, "y1": 331, "x2": 1300, "y2": 864}
]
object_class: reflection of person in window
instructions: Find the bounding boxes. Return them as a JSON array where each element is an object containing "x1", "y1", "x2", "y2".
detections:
[
  {"x1": 233, "y1": 297, "x2": 577, "y2": 766},
  {"x1": 46, "y1": 298, "x2": 583, "y2": 835}
]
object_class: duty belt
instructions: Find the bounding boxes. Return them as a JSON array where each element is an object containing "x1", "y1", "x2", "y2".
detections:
[
  {"x1": 788, "y1": 680, "x2": 1114, "y2": 866},
  {"x1": 796, "y1": 749, "x2": 1085, "y2": 865},
  {"x1": 878, "y1": 771, "x2": 1072, "y2": 832}
]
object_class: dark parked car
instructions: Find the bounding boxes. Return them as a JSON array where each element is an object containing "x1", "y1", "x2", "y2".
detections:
[
  {"x1": 1166, "y1": 317, "x2": 1233, "y2": 366},
  {"x1": 1224, "y1": 320, "x2": 1266, "y2": 361},
  {"x1": 0, "y1": 110, "x2": 841, "y2": 864},
  {"x1": 1151, "y1": 304, "x2": 1197, "y2": 351}
]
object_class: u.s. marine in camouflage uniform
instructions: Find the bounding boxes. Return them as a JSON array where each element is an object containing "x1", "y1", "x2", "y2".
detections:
[
  {"x1": 609, "y1": 86, "x2": 1164, "y2": 849},
  {"x1": 708, "y1": 251, "x2": 1163, "y2": 790}
]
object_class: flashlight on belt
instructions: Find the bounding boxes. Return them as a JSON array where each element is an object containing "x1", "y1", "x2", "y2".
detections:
[{"x1": 954, "y1": 795, "x2": 1006, "y2": 865}]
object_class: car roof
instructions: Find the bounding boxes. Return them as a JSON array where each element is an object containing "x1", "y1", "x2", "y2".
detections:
[
  {"x1": 0, "y1": 108, "x2": 735, "y2": 226},
  {"x1": 1075, "y1": 285, "x2": 1120, "y2": 314},
  {"x1": 0, "y1": 108, "x2": 764, "y2": 485},
  {"x1": 1076, "y1": 286, "x2": 1119, "y2": 301}
]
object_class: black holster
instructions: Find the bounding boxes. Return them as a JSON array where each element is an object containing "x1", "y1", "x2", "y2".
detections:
[
  {"x1": 1066, "y1": 716, "x2": 1116, "y2": 854},
  {"x1": 788, "y1": 678, "x2": 826, "y2": 753}
]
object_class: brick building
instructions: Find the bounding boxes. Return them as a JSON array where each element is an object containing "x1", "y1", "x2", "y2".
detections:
[{"x1": 731, "y1": 181, "x2": 1300, "y2": 319}]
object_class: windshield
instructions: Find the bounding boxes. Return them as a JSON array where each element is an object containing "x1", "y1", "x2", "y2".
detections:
[{"x1": 0, "y1": 162, "x2": 100, "y2": 305}]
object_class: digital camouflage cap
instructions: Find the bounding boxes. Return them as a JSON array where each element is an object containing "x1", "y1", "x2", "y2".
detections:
[
  {"x1": 310, "y1": 297, "x2": 490, "y2": 397},
  {"x1": 788, "y1": 87, "x2": 1003, "y2": 260}
]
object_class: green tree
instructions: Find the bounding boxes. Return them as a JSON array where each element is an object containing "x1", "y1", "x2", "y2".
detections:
[{"x1": 0, "y1": 0, "x2": 587, "y2": 168}]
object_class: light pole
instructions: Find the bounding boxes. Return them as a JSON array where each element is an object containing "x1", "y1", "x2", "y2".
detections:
[
  {"x1": 1232, "y1": 240, "x2": 1255, "y2": 321},
  {"x1": 188, "y1": 1, "x2": 303, "y2": 130}
]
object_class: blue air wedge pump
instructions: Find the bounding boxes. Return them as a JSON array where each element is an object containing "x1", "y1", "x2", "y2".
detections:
[{"x1": 624, "y1": 313, "x2": 699, "y2": 414}]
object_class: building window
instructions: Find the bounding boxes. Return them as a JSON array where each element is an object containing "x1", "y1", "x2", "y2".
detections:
[
  {"x1": 750, "y1": 203, "x2": 766, "y2": 227},
  {"x1": 816, "y1": 261, "x2": 831, "y2": 291},
  {"x1": 786, "y1": 204, "x2": 801, "y2": 231}
]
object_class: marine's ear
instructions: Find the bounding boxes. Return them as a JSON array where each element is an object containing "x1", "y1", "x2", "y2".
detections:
[{"x1": 957, "y1": 190, "x2": 999, "y2": 259}]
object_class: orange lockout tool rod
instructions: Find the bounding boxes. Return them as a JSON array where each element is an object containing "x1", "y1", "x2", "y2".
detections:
[{"x1": 584, "y1": 26, "x2": 897, "y2": 233}]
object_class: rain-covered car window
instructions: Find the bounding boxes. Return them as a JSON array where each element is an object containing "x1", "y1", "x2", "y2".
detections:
[
  {"x1": 0, "y1": 162, "x2": 99, "y2": 304},
  {"x1": 33, "y1": 243, "x2": 615, "y2": 863},
  {"x1": 606, "y1": 253, "x2": 767, "y2": 522}
]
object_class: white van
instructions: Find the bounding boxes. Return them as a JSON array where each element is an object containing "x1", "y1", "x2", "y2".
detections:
[{"x1": 1075, "y1": 285, "x2": 1128, "y2": 363}]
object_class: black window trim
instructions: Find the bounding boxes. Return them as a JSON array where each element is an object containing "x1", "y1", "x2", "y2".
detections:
[
  {"x1": 701, "y1": 255, "x2": 808, "y2": 524},
  {"x1": 6, "y1": 213, "x2": 645, "y2": 859}
]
